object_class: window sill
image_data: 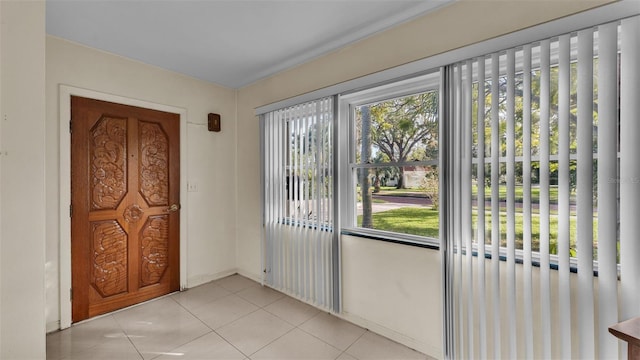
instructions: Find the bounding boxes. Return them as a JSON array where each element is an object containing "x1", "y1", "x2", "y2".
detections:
[
  {"x1": 340, "y1": 228, "x2": 614, "y2": 277},
  {"x1": 340, "y1": 228, "x2": 440, "y2": 250}
]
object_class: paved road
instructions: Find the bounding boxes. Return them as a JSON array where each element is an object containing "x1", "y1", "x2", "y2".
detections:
[
  {"x1": 372, "y1": 195, "x2": 432, "y2": 206},
  {"x1": 356, "y1": 195, "x2": 431, "y2": 215}
]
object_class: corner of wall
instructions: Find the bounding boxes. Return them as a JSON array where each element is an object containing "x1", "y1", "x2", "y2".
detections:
[
  {"x1": 234, "y1": 88, "x2": 240, "y2": 271},
  {"x1": 0, "y1": 1, "x2": 47, "y2": 358},
  {"x1": 0, "y1": 1, "x2": 3, "y2": 355}
]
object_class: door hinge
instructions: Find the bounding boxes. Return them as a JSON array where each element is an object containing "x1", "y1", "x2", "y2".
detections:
[
  {"x1": 70, "y1": 288, "x2": 73, "y2": 301},
  {"x1": 69, "y1": 204, "x2": 73, "y2": 218},
  {"x1": 69, "y1": 120, "x2": 73, "y2": 134}
]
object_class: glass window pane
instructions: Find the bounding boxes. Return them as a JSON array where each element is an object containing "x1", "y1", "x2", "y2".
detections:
[
  {"x1": 354, "y1": 91, "x2": 439, "y2": 165},
  {"x1": 355, "y1": 165, "x2": 439, "y2": 238}
]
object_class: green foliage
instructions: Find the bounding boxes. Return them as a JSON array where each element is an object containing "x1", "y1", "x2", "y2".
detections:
[
  {"x1": 471, "y1": 62, "x2": 599, "y2": 194},
  {"x1": 368, "y1": 91, "x2": 439, "y2": 163},
  {"x1": 419, "y1": 166, "x2": 439, "y2": 210},
  {"x1": 356, "y1": 91, "x2": 439, "y2": 189}
]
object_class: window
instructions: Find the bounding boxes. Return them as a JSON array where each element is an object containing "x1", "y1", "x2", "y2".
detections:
[{"x1": 340, "y1": 71, "x2": 441, "y2": 244}]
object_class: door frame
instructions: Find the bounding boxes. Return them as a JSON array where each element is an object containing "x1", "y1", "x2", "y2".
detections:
[{"x1": 58, "y1": 85, "x2": 188, "y2": 329}]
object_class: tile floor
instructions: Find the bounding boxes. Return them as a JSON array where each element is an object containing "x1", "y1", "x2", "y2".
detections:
[{"x1": 47, "y1": 274, "x2": 432, "y2": 360}]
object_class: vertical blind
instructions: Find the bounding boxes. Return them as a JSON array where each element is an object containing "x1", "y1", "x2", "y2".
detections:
[
  {"x1": 446, "y1": 16, "x2": 640, "y2": 359},
  {"x1": 261, "y1": 97, "x2": 335, "y2": 310}
]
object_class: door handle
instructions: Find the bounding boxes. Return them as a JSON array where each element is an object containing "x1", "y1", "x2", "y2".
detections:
[{"x1": 165, "y1": 204, "x2": 181, "y2": 213}]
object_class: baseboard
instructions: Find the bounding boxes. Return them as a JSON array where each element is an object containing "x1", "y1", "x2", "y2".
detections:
[
  {"x1": 337, "y1": 311, "x2": 441, "y2": 359},
  {"x1": 186, "y1": 269, "x2": 237, "y2": 289},
  {"x1": 46, "y1": 320, "x2": 61, "y2": 334},
  {"x1": 235, "y1": 268, "x2": 262, "y2": 284}
]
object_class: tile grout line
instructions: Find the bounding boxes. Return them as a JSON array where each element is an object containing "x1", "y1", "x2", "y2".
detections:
[
  {"x1": 293, "y1": 311, "x2": 360, "y2": 358},
  {"x1": 216, "y1": 293, "x2": 293, "y2": 358},
  {"x1": 295, "y1": 325, "x2": 347, "y2": 358},
  {"x1": 111, "y1": 313, "x2": 146, "y2": 360},
  {"x1": 342, "y1": 329, "x2": 369, "y2": 359},
  {"x1": 209, "y1": 304, "x2": 263, "y2": 360},
  {"x1": 196, "y1": 283, "x2": 297, "y2": 358},
  {"x1": 169, "y1": 286, "x2": 274, "y2": 359},
  {"x1": 245, "y1": 325, "x2": 298, "y2": 358},
  {"x1": 117, "y1": 296, "x2": 213, "y2": 360},
  {"x1": 166, "y1": 293, "x2": 254, "y2": 359}
]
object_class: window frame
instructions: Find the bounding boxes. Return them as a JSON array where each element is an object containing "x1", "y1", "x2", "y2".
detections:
[{"x1": 338, "y1": 70, "x2": 442, "y2": 247}]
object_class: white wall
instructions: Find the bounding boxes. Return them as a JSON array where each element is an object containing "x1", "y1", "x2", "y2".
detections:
[
  {"x1": 0, "y1": 1, "x2": 47, "y2": 358},
  {"x1": 45, "y1": 36, "x2": 238, "y2": 330},
  {"x1": 341, "y1": 236, "x2": 442, "y2": 357}
]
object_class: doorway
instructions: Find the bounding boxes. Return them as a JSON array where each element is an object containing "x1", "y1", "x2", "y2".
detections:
[{"x1": 70, "y1": 96, "x2": 181, "y2": 322}]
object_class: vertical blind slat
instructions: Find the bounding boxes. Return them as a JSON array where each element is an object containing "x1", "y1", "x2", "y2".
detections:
[
  {"x1": 453, "y1": 63, "x2": 465, "y2": 359},
  {"x1": 490, "y1": 53, "x2": 502, "y2": 359},
  {"x1": 619, "y1": 15, "x2": 640, "y2": 324},
  {"x1": 476, "y1": 56, "x2": 488, "y2": 360},
  {"x1": 576, "y1": 28, "x2": 595, "y2": 359},
  {"x1": 278, "y1": 111, "x2": 283, "y2": 286},
  {"x1": 265, "y1": 114, "x2": 271, "y2": 285},
  {"x1": 270, "y1": 113, "x2": 276, "y2": 286},
  {"x1": 596, "y1": 21, "x2": 619, "y2": 360},
  {"x1": 269, "y1": 113, "x2": 275, "y2": 284},
  {"x1": 299, "y1": 106, "x2": 304, "y2": 294},
  {"x1": 272, "y1": 112, "x2": 278, "y2": 288},
  {"x1": 538, "y1": 39, "x2": 552, "y2": 360},
  {"x1": 278, "y1": 111, "x2": 284, "y2": 289},
  {"x1": 557, "y1": 34, "x2": 572, "y2": 360},
  {"x1": 463, "y1": 60, "x2": 474, "y2": 359},
  {"x1": 505, "y1": 48, "x2": 517, "y2": 359},
  {"x1": 292, "y1": 109, "x2": 299, "y2": 293},
  {"x1": 522, "y1": 43, "x2": 534, "y2": 360},
  {"x1": 316, "y1": 100, "x2": 322, "y2": 304}
]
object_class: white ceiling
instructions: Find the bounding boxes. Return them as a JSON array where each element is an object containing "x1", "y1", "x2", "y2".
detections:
[{"x1": 46, "y1": 0, "x2": 452, "y2": 88}]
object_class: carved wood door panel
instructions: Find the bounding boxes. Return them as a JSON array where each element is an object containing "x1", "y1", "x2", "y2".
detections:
[{"x1": 71, "y1": 96, "x2": 180, "y2": 322}]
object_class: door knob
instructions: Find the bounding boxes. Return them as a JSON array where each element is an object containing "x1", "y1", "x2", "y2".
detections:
[{"x1": 166, "y1": 204, "x2": 181, "y2": 213}]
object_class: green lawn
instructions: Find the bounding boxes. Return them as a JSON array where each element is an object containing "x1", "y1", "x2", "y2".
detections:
[
  {"x1": 358, "y1": 206, "x2": 598, "y2": 257},
  {"x1": 358, "y1": 207, "x2": 440, "y2": 238}
]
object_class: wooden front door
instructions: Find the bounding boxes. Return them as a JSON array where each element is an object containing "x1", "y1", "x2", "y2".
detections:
[{"x1": 71, "y1": 96, "x2": 180, "y2": 322}]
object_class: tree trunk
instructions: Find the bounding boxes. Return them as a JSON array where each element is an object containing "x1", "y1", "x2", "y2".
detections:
[
  {"x1": 361, "y1": 106, "x2": 373, "y2": 228},
  {"x1": 373, "y1": 172, "x2": 380, "y2": 193},
  {"x1": 397, "y1": 166, "x2": 406, "y2": 189}
]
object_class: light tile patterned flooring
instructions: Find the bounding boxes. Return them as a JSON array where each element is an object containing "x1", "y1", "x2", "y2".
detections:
[{"x1": 47, "y1": 275, "x2": 432, "y2": 360}]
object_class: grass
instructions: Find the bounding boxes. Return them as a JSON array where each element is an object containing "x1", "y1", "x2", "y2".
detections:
[
  {"x1": 358, "y1": 206, "x2": 598, "y2": 257},
  {"x1": 359, "y1": 207, "x2": 440, "y2": 238}
]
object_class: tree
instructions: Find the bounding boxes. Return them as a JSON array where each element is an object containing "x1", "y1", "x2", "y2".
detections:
[
  {"x1": 360, "y1": 105, "x2": 373, "y2": 228},
  {"x1": 368, "y1": 92, "x2": 439, "y2": 189},
  {"x1": 472, "y1": 62, "x2": 595, "y2": 193}
]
